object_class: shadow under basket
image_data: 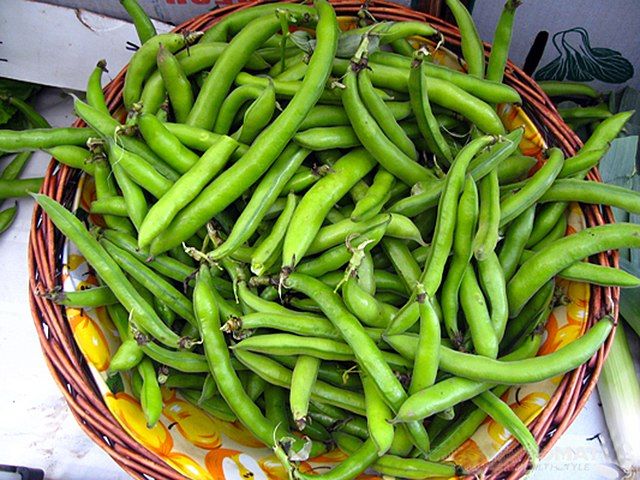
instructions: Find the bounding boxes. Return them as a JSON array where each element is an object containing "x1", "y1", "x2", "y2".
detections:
[{"x1": 28, "y1": 1, "x2": 618, "y2": 479}]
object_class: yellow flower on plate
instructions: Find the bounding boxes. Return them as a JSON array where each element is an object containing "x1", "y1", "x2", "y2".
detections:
[
  {"x1": 162, "y1": 397, "x2": 222, "y2": 450},
  {"x1": 67, "y1": 307, "x2": 110, "y2": 371},
  {"x1": 105, "y1": 392, "x2": 173, "y2": 456},
  {"x1": 164, "y1": 452, "x2": 212, "y2": 480},
  {"x1": 487, "y1": 392, "x2": 550, "y2": 448}
]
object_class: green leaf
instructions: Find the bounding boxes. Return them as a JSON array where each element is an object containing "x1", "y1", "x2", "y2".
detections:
[
  {"x1": 0, "y1": 103, "x2": 16, "y2": 126},
  {"x1": 0, "y1": 78, "x2": 38, "y2": 100},
  {"x1": 0, "y1": 77, "x2": 40, "y2": 127},
  {"x1": 597, "y1": 135, "x2": 638, "y2": 239},
  {"x1": 619, "y1": 259, "x2": 640, "y2": 339}
]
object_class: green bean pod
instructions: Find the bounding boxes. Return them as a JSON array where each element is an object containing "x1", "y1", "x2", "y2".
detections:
[
  {"x1": 188, "y1": 10, "x2": 308, "y2": 129},
  {"x1": 138, "y1": 358, "x2": 163, "y2": 428},
  {"x1": 497, "y1": 154, "x2": 536, "y2": 184},
  {"x1": 478, "y1": 251, "x2": 509, "y2": 340},
  {"x1": 539, "y1": 179, "x2": 640, "y2": 214},
  {"x1": 149, "y1": 0, "x2": 338, "y2": 255},
  {"x1": 74, "y1": 98, "x2": 179, "y2": 181},
  {"x1": 0, "y1": 178, "x2": 43, "y2": 200},
  {"x1": 386, "y1": 333, "x2": 541, "y2": 421},
  {"x1": 157, "y1": 45, "x2": 193, "y2": 123},
  {"x1": 351, "y1": 169, "x2": 395, "y2": 222},
  {"x1": 213, "y1": 145, "x2": 309, "y2": 261},
  {"x1": 296, "y1": 438, "x2": 379, "y2": 480},
  {"x1": 500, "y1": 148, "x2": 564, "y2": 227},
  {"x1": 436, "y1": 318, "x2": 613, "y2": 385},
  {"x1": 342, "y1": 274, "x2": 395, "y2": 328},
  {"x1": 46, "y1": 146, "x2": 94, "y2": 175},
  {"x1": 251, "y1": 192, "x2": 297, "y2": 276},
  {"x1": 473, "y1": 169, "x2": 500, "y2": 260},
  {"x1": 525, "y1": 202, "x2": 568, "y2": 248},
  {"x1": 409, "y1": 285, "x2": 440, "y2": 394},
  {"x1": 194, "y1": 266, "x2": 286, "y2": 447},
  {"x1": 441, "y1": 175, "x2": 478, "y2": 342},
  {"x1": 93, "y1": 157, "x2": 135, "y2": 234},
  {"x1": 367, "y1": 52, "x2": 521, "y2": 104},
  {"x1": 362, "y1": 372, "x2": 395, "y2": 455},
  {"x1": 290, "y1": 355, "x2": 320, "y2": 429},
  {"x1": 201, "y1": 3, "x2": 314, "y2": 43},
  {"x1": 120, "y1": 0, "x2": 156, "y2": 43},
  {"x1": 138, "y1": 113, "x2": 200, "y2": 174},
  {"x1": 284, "y1": 272, "x2": 431, "y2": 453},
  {"x1": 358, "y1": 68, "x2": 417, "y2": 159},
  {"x1": 282, "y1": 148, "x2": 376, "y2": 269},
  {"x1": 390, "y1": 129, "x2": 522, "y2": 217},
  {"x1": 421, "y1": 135, "x2": 495, "y2": 297},
  {"x1": 111, "y1": 160, "x2": 148, "y2": 231},
  {"x1": 486, "y1": 0, "x2": 521, "y2": 82},
  {"x1": 235, "y1": 80, "x2": 277, "y2": 144},
  {"x1": 1, "y1": 151, "x2": 31, "y2": 182},
  {"x1": 141, "y1": 43, "x2": 268, "y2": 116},
  {"x1": 123, "y1": 32, "x2": 202, "y2": 108},
  {"x1": 46, "y1": 285, "x2": 117, "y2": 307},
  {"x1": 86, "y1": 60, "x2": 109, "y2": 114},
  {"x1": 294, "y1": 126, "x2": 360, "y2": 150},
  {"x1": 0, "y1": 128, "x2": 92, "y2": 152},
  {"x1": 581, "y1": 111, "x2": 634, "y2": 151},
  {"x1": 233, "y1": 348, "x2": 366, "y2": 416},
  {"x1": 538, "y1": 80, "x2": 600, "y2": 99},
  {"x1": 100, "y1": 239, "x2": 197, "y2": 326},
  {"x1": 105, "y1": 140, "x2": 172, "y2": 199},
  {"x1": 342, "y1": 65, "x2": 434, "y2": 185},
  {"x1": 0, "y1": 202, "x2": 18, "y2": 234},
  {"x1": 445, "y1": 0, "x2": 485, "y2": 77},
  {"x1": 498, "y1": 204, "x2": 535, "y2": 281},
  {"x1": 234, "y1": 333, "x2": 410, "y2": 370},
  {"x1": 408, "y1": 51, "x2": 453, "y2": 163},
  {"x1": 461, "y1": 263, "x2": 499, "y2": 358},
  {"x1": 472, "y1": 390, "x2": 539, "y2": 465},
  {"x1": 508, "y1": 223, "x2": 640, "y2": 315},
  {"x1": 336, "y1": 432, "x2": 460, "y2": 479},
  {"x1": 137, "y1": 136, "x2": 238, "y2": 248}
]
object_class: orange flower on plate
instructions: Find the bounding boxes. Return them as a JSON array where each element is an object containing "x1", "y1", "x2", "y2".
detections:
[
  {"x1": 67, "y1": 307, "x2": 110, "y2": 371},
  {"x1": 206, "y1": 448, "x2": 269, "y2": 480},
  {"x1": 163, "y1": 398, "x2": 222, "y2": 450},
  {"x1": 105, "y1": 392, "x2": 173, "y2": 456},
  {"x1": 540, "y1": 311, "x2": 583, "y2": 355},
  {"x1": 450, "y1": 438, "x2": 487, "y2": 470},
  {"x1": 259, "y1": 453, "x2": 314, "y2": 480}
]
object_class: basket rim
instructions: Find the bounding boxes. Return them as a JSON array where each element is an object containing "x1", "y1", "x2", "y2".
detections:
[{"x1": 27, "y1": 1, "x2": 619, "y2": 479}]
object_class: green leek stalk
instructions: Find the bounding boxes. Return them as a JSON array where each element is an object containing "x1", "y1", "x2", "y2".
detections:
[{"x1": 597, "y1": 323, "x2": 640, "y2": 476}]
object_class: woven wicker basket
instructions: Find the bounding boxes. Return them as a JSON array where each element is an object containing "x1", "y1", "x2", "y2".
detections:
[{"x1": 28, "y1": 1, "x2": 618, "y2": 478}]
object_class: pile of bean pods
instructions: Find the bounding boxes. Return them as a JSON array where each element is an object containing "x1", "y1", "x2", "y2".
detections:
[{"x1": 7, "y1": 0, "x2": 640, "y2": 477}]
